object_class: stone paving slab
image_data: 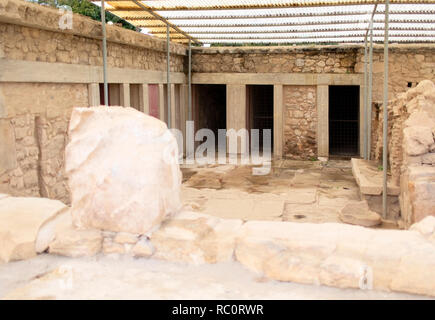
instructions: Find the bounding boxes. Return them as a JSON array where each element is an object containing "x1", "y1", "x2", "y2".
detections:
[{"x1": 351, "y1": 158, "x2": 400, "y2": 196}]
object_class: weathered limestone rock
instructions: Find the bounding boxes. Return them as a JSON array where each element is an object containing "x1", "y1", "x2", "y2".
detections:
[
  {"x1": 35, "y1": 208, "x2": 72, "y2": 253},
  {"x1": 235, "y1": 221, "x2": 435, "y2": 296},
  {"x1": 371, "y1": 80, "x2": 435, "y2": 226},
  {"x1": 339, "y1": 201, "x2": 382, "y2": 227},
  {"x1": 132, "y1": 237, "x2": 154, "y2": 258},
  {"x1": 150, "y1": 211, "x2": 243, "y2": 264},
  {"x1": 403, "y1": 126, "x2": 434, "y2": 156},
  {"x1": 114, "y1": 232, "x2": 139, "y2": 245},
  {"x1": 400, "y1": 166, "x2": 435, "y2": 226},
  {"x1": 48, "y1": 226, "x2": 102, "y2": 257},
  {"x1": 410, "y1": 216, "x2": 435, "y2": 239},
  {"x1": 65, "y1": 107, "x2": 182, "y2": 234},
  {"x1": 0, "y1": 196, "x2": 67, "y2": 263},
  {"x1": 102, "y1": 238, "x2": 126, "y2": 255}
]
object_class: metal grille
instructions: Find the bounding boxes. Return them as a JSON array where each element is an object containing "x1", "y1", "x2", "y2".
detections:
[
  {"x1": 329, "y1": 85, "x2": 360, "y2": 156},
  {"x1": 248, "y1": 85, "x2": 274, "y2": 147}
]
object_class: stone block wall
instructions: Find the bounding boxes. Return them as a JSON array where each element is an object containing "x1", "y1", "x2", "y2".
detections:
[
  {"x1": 0, "y1": 83, "x2": 89, "y2": 204},
  {"x1": 0, "y1": 0, "x2": 189, "y2": 204},
  {"x1": 372, "y1": 80, "x2": 435, "y2": 226},
  {"x1": 354, "y1": 45, "x2": 435, "y2": 102},
  {"x1": 192, "y1": 46, "x2": 357, "y2": 74},
  {"x1": 283, "y1": 86, "x2": 317, "y2": 159},
  {"x1": 0, "y1": 0, "x2": 186, "y2": 72}
]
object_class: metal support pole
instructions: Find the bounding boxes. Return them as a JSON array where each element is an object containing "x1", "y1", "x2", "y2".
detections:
[
  {"x1": 382, "y1": 0, "x2": 390, "y2": 219},
  {"x1": 166, "y1": 24, "x2": 171, "y2": 127},
  {"x1": 188, "y1": 39, "x2": 192, "y2": 121},
  {"x1": 100, "y1": 0, "x2": 108, "y2": 106},
  {"x1": 367, "y1": 20, "x2": 374, "y2": 160},
  {"x1": 363, "y1": 36, "x2": 368, "y2": 159}
]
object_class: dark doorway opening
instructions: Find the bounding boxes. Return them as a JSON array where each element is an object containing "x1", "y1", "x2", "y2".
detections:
[
  {"x1": 247, "y1": 85, "x2": 274, "y2": 148},
  {"x1": 329, "y1": 85, "x2": 360, "y2": 156},
  {"x1": 192, "y1": 84, "x2": 227, "y2": 141}
]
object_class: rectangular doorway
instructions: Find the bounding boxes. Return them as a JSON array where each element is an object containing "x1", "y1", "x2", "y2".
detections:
[
  {"x1": 246, "y1": 85, "x2": 274, "y2": 148},
  {"x1": 329, "y1": 85, "x2": 360, "y2": 156},
  {"x1": 192, "y1": 84, "x2": 227, "y2": 140}
]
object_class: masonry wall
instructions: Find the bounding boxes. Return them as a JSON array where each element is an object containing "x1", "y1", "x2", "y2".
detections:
[
  {"x1": 0, "y1": 0, "x2": 188, "y2": 204},
  {"x1": 283, "y1": 86, "x2": 317, "y2": 159},
  {"x1": 354, "y1": 46, "x2": 435, "y2": 102},
  {"x1": 193, "y1": 46, "x2": 357, "y2": 74},
  {"x1": 371, "y1": 81, "x2": 435, "y2": 226}
]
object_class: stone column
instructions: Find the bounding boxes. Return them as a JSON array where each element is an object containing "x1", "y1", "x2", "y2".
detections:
[
  {"x1": 139, "y1": 84, "x2": 149, "y2": 114},
  {"x1": 226, "y1": 84, "x2": 247, "y2": 154},
  {"x1": 317, "y1": 85, "x2": 329, "y2": 157},
  {"x1": 87, "y1": 83, "x2": 100, "y2": 107},
  {"x1": 273, "y1": 84, "x2": 283, "y2": 158},
  {"x1": 120, "y1": 83, "x2": 130, "y2": 108}
]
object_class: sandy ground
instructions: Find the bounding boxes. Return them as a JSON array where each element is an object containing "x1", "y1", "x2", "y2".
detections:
[{"x1": 0, "y1": 254, "x2": 431, "y2": 300}]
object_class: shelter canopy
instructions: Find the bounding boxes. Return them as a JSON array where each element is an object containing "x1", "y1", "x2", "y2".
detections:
[{"x1": 92, "y1": 0, "x2": 435, "y2": 45}]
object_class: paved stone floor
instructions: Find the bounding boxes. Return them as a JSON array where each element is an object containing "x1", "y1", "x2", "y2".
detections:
[
  {"x1": 181, "y1": 159, "x2": 392, "y2": 226},
  {"x1": 1, "y1": 255, "x2": 430, "y2": 300}
]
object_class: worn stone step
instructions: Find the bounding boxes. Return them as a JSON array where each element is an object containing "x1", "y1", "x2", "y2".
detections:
[{"x1": 351, "y1": 158, "x2": 400, "y2": 196}]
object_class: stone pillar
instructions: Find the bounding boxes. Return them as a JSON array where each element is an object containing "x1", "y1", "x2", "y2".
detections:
[
  {"x1": 158, "y1": 84, "x2": 166, "y2": 123},
  {"x1": 227, "y1": 84, "x2": 247, "y2": 154},
  {"x1": 0, "y1": 119, "x2": 17, "y2": 176},
  {"x1": 139, "y1": 84, "x2": 149, "y2": 114},
  {"x1": 317, "y1": 85, "x2": 329, "y2": 157},
  {"x1": 88, "y1": 83, "x2": 100, "y2": 106},
  {"x1": 120, "y1": 83, "x2": 130, "y2": 108},
  {"x1": 273, "y1": 84, "x2": 283, "y2": 158}
]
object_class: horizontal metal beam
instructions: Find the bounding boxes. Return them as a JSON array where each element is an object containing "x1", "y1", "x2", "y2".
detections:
[
  {"x1": 108, "y1": 1, "x2": 435, "y2": 11},
  {"x1": 128, "y1": 0, "x2": 201, "y2": 44},
  {"x1": 155, "y1": 34, "x2": 435, "y2": 40},
  {"x1": 137, "y1": 18, "x2": 435, "y2": 28},
  {"x1": 148, "y1": 26, "x2": 435, "y2": 34},
  {"x1": 121, "y1": 9, "x2": 435, "y2": 20}
]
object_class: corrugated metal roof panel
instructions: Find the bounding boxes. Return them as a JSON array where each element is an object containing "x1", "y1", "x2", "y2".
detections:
[{"x1": 92, "y1": 1, "x2": 435, "y2": 44}]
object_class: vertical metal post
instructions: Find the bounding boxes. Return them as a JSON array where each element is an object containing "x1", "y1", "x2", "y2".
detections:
[
  {"x1": 188, "y1": 39, "x2": 192, "y2": 121},
  {"x1": 363, "y1": 36, "x2": 368, "y2": 159},
  {"x1": 166, "y1": 25, "x2": 171, "y2": 127},
  {"x1": 367, "y1": 20, "x2": 374, "y2": 160},
  {"x1": 382, "y1": 0, "x2": 390, "y2": 219},
  {"x1": 100, "y1": 0, "x2": 108, "y2": 106}
]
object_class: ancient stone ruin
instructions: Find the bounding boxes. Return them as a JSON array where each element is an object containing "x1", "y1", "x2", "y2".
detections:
[{"x1": 0, "y1": 0, "x2": 435, "y2": 300}]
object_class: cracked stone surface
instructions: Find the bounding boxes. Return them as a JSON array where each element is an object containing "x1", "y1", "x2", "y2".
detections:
[{"x1": 181, "y1": 160, "x2": 398, "y2": 228}]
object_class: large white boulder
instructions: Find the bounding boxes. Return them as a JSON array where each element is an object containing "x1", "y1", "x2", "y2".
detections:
[{"x1": 65, "y1": 106, "x2": 181, "y2": 234}]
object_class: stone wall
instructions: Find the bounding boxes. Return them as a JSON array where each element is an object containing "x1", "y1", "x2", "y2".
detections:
[
  {"x1": 0, "y1": 83, "x2": 89, "y2": 204},
  {"x1": 0, "y1": 0, "x2": 186, "y2": 72},
  {"x1": 372, "y1": 80, "x2": 435, "y2": 226},
  {"x1": 193, "y1": 46, "x2": 357, "y2": 74},
  {"x1": 283, "y1": 86, "x2": 317, "y2": 159},
  {"x1": 354, "y1": 45, "x2": 435, "y2": 102},
  {"x1": 0, "y1": 0, "x2": 189, "y2": 204}
]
